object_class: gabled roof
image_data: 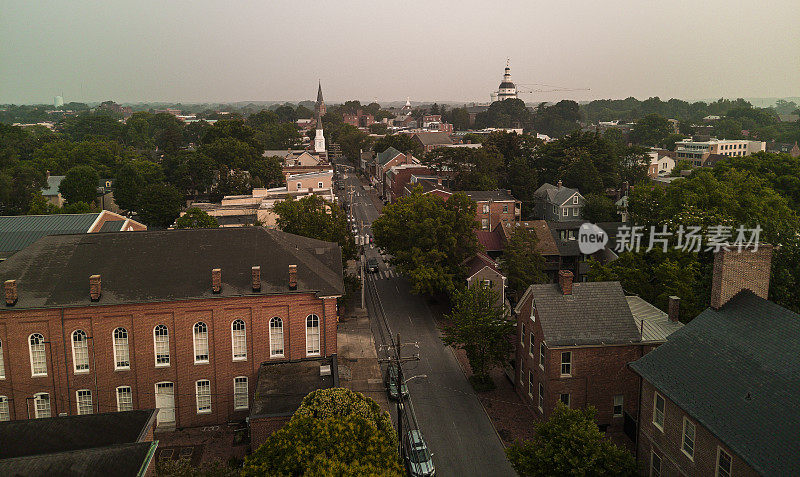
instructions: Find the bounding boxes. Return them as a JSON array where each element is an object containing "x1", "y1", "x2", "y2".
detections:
[
  {"x1": 413, "y1": 132, "x2": 453, "y2": 146},
  {"x1": 0, "y1": 442, "x2": 157, "y2": 477},
  {"x1": 0, "y1": 227, "x2": 344, "y2": 310},
  {"x1": 464, "y1": 253, "x2": 503, "y2": 280},
  {"x1": 0, "y1": 213, "x2": 101, "y2": 257},
  {"x1": 462, "y1": 190, "x2": 517, "y2": 202},
  {"x1": 629, "y1": 291, "x2": 800, "y2": 476},
  {"x1": 520, "y1": 281, "x2": 642, "y2": 346},
  {"x1": 533, "y1": 183, "x2": 582, "y2": 205},
  {"x1": 476, "y1": 229, "x2": 504, "y2": 252},
  {"x1": 376, "y1": 146, "x2": 404, "y2": 166},
  {"x1": 500, "y1": 221, "x2": 560, "y2": 256}
]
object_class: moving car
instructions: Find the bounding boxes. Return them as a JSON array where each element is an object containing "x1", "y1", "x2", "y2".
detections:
[
  {"x1": 404, "y1": 430, "x2": 435, "y2": 477},
  {"x1": 366, "y1": 257, "x2": 379, "y2": 273},
  {"x1": 385, "y1": 362, "x2": 408, "y2": 400}
]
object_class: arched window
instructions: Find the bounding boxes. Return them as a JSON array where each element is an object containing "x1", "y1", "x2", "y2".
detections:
[
  {"x1": 269, "y1": 317, "x2": 284, "y2": 357},
  {"x1": 72, "y1": 330, "x2": 89, "y2": 373},
  {"x1": 231, "y1": 320, "x2": 246, "y2": 361},
  {"x1": 153, "y1": 325, "x2": 170, "y2": 366},
  {"x1": 306, "y1": 314, "x2": 320, "y2": 356},
  {"x1": 0, "y1": 396, "x2": 9, "y2": 421},
  {"x1": 113, "y1": 328, "x2": 130, "y2": 370},
  {"x1": 193, "y1": 322, "x2": 209, "y2": 363},
  {"x1": 29, "y1": 334, "x2": 47, "y2": 376},
  {"x1": 0, "y1": 338, "x2": 5, "y2": 379},
  {"x1": 33, "y1": 392, "x2": 50, "y2": 418}
]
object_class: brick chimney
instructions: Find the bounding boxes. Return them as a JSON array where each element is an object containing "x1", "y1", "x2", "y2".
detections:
[
  {"x1": 668, "y1": 296, "x2": 680, "y2": 322},
  {"x1": 710, "y1": 244, "x2": 772, "y2": 309},
  {"x1": 288, "y1": 264, "x2": 297, "y2": 290},
  {"x1": 4, "y1": 280, "x2": 17, "y2": 306},
  {"x1": 251, "y1": 266, "x2": 261, "y2": 291},
  {"x1": 89, "y1": 275, "x2": 101, "y2": 301},
  {"x1": 211, "y1": 268, "x2": 222, "y2": 294},
  {"x1": 558, "y1": 270, "x2": 573, "y2": 295}
]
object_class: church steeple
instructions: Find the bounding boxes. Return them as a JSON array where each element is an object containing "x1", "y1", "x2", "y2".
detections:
[
  {"x1": 314, "y1": 81, "x2": 326, "y2": 154},
  {"x1": 315, "y1": 81, "x2": 326, "y2": 119}
]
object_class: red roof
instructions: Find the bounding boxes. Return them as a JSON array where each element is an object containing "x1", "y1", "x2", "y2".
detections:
[{"x1": 477, "y1": 230, "x2": 504, "y2": 252}]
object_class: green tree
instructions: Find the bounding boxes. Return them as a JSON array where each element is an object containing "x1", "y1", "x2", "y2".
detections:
[
  {"x1": 154, "y1": 458, "x2": 239, "y2": 477},
  {"x1": 114, "y1": 160, "x2": 165, "y2": 212},
  {"x1": 59, "y1": 165, "x2": 99, "y2": 204},
  {"x1": 137, "y1": 183, "x2": 183, "y2": 229},
  {"x1": 373, "y1": 133, "x2": 422, "y2": 158},
  {"x1": 273, "y1": 195, "x2": 356, "y2": 261},
  {"x1": 372, "y1": 190, "x2": 479, "y2": 295},
  {"x1": 442, "y1": 284, "x2": 512, "y2": 388},
  {"x1": 506, "y1": 404, "x2": 637, "y2": 477},
  {"x1": 581, "y1": 193, "x2": 618, "y2": 223},
  {"x1": 630, "y1": 114, "x2": 673, "y2": 147},
  {"x1": 174, "y1": 207, "x2": 219, "y2": 229},
  {"x1": 368, "y1": 123, "x2": 388, "y2": 135},
  {"x1": 0, "y1": 164, "x2": 46, "y2": 215},
  {"x1": 500, "y1": 228, "x2": 547, "y2": 299},
  {"x1": 161, "y1": 150, "x2": 216, "y2": 198}
]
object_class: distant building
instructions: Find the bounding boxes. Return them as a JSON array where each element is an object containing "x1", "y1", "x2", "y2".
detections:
[
  {"x1": 464, "y1": 253, "x2": 506, "y2": 309},
  {"x1": 314, "y1": 81, "x2": 326, "y2": 119},
  {"x1": 675, "y1": 137, "x2": 766, "y2": 167},
  {"x1": 53, "y1": 96, "x2": 64, "y2": 108},
  {"x1": 533, "y1": 182, "x2": 584, "y2": 222},
  {"x1": 766, "y1": 140, "x2": 800, "y2": 158},
  {"x1": 492, "y1": 60, "x2": 517, "y2": 102},
  {"x1": 420, "y1": 115, "x2": 453, "y2": 134},
  {"x1": 40, "y1": 173, "x2": 65, "y2": 207},
  {"x1": 412, "y1": 132, "x2": 454, "y2": 153}
]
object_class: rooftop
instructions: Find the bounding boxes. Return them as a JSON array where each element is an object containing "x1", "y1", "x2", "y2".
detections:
[
  {"x1": 626, "y1": 296, "x2": 683, "y2": 342},
  {"x1": 0, "y1": 213, "x2": 101, "y2": 258},
  {"x1": 413, "y1": 132, "x2": 453, "y2": 146},
  {"x1": 534, "y1": 182, "x2": 581, "y2": 205},
  {"x1": 462, "y1": 190, "x2": 517, "y2": 202},
  {"x1": 41, "y1": 175, "x2": 65, "y2": 196},
  {"x1": 250, "y1": 357, "x2": 338, "y2": 418},
  {"x1": 0, "y1": 442, "x2": 157, "y2": 477}
]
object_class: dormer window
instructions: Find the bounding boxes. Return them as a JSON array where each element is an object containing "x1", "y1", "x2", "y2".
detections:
[{"x1": 572, "y1": 196, "x2": 578, "y2": 204}]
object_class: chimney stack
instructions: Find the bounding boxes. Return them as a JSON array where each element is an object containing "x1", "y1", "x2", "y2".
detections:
[
  {"x1": 558, "y1": 270, "x2": 573, "y2": 295},
  {"x1": 710, "y1": 244, "x2": 772, "y2": 309},
  {"x1": 557, "y1": 179, "x2": 563, "y2": 188},
  {"x1": 4, "y1": 280, "x2": 17, "y2": 306},
  {"x1": 288, "y1": 264, "x2": 297, "y2": 290},
  {"x1": 251, "y1": 266, "x2": 261, "y2": 291},
  {"x1": 89, "y1": 275, "x2": 101, "y2": 301},
  {"x1": 668, "y1": 296, "x2": 680, "y2": 322},
  {"x1": 212, "y1": 268, "x2": 222, "y2": 294}
]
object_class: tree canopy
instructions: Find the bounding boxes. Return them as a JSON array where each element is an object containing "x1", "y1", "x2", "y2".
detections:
[
  {"x1": 273, "y1": 194, "x2": 357, "y2": 261},
  {"x1": 500, "y1": 227, "x2": 547, "y2": 299},
  {"x1": 59, "y1": 165, "x2": 99, "y2": 205},
  {"x1": 174, "y1": 207, "x2": 219, "y2": 229}
]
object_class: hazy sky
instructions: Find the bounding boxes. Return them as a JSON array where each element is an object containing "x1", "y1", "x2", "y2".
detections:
[{"x1": 2, "y1": 0, "x2": 798, "y2": 105}]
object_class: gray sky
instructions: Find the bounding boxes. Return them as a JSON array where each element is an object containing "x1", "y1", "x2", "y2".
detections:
[{"x1": 2, "y1": 0, "x2": 798, "y2": 105}]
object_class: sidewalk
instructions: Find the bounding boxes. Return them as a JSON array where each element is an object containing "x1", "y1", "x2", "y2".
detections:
[{"x1": 337, "y1": 308, "x2": 390, "y2": 415}]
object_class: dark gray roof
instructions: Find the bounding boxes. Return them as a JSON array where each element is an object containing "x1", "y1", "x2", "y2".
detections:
[
  {"x1": 629, "y1": 291, "x2": 800, "y2": 476},
  {"x1": 0, "y1": 409, "x2": 156, "y2": 459},
  {"x1": 534, "y1": 183, "x2": 581, "y2": 205},
  {"x1": 376, "y1": 146, "x2": 403, "y2": 166},
  {"x1": 98, "y1": 219, "x2": 125, "y2": 232},
  {"x1": 462, "y1": 190, "x2": 516, "y2": 202},
  {"x1": 0, "y1": 442, "x2": 156, "y2": 477},
  {"x1": 414, "y1": 132, "x2": 453, "y2": 146},
  {"x1": 215, "y1": 214, "x2": 258, "y2": 226},
  {"x1": 0, "y1": 227, "x2": 344, "y2": 310},
  {"x1": 529, "y1": 282, "x2": 642, "y2": 346},
  {"x1": 0, "y1": 213, "x2": 100, "y2": 257},
  {"x1": 250, "y1": 357, "x2": 337, "y2": 418}
]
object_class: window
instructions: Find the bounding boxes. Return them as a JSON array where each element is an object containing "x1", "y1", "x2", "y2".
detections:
[
  {"x1": 71, "y1": 330, "x2": 90, "y2": 373},
  {"x1": 33, "y1": 392, "x2": 50, "y2": 418},
  {"x1": 682, "y1": 417, "x2": 696, "y2": 460},
  {"x1": 482, "y1": 204, "x2": 489, "y2": 214},
  {"x1": 650, "y1": 451, "x2": 662, "y2": 477},
  {"x1": 0, "y1": 396, "x2": 8, "y2": 421},
  {"x1": 296, "y1": 182, "x2": 302, "y2": 189},
  {"x1": 153, "y1": 325, "x2": 170, "y2": 366},
  {"x1": 481, "y1": 218, "x2": 489, "y2": 229},
  {"x1": 502, "y1": 205, "x2": 508, "y2": 213},
  {"x1": 317, "y1": 181, "x2": 323, "y2": 189},
  {"x1": 560, "y1": 351, "x2": 571, "y2": 376},
  {"x1": 520, "y1": 323, "x2": 526, "y2": 345},
  {"x1": 716, "y1": 447, "x2": 732, "y2": 477},
  {"x1": 193, "y1": 322, "x2": 209, "y2": 363},
  {"x1": 0, "y1": 339, "x2": 5, "y2": 379},
  {"x1": 113, "y1": 328, "x2": 130, "y2": 370},
  {"x1": 572, "y1": 207, "x2": 578, "y2": 216},
  {"x1": 196, "y1": 380, "x2": 211, "y2": 413},
  {"x1": 519, "y1": 361, "x2": 524, "y2": 383},
  {"x1": 573, "y1": 195, "x2": 578, "y2": 204},
  {"x1": 306, "y1": 315, "x2": 321, "y2": 356},
  {"x1": 116, "y1": 386, "x2": 133, "y2": 412},
  {"x1": 269, "y1": 317, "x2": 284, "y2": 357},
  {"x1": 613, "y1": 395, "x2": 624, "y2": 417},
  {"x1": 234, "y1": 377, "x2": 248, "y2": 410},
  {"x1": 527, "y1": 371, "x2": 533, "y2": 398},
  {"x1": 232, "y1": 320, "x2": 246, "y2": 360},
  {"x1": 529, "y1": 333, "x2": 534, "y2": 357},
  {"x1": 537, "y1": 383, "x2": 544, "y2": 412},
  {"x1": 76, "y1": 389, "x2": 93, "y2": 415},
  {"x1": 539, "y1": 343, "x2": 545, "y2": 370},
  {"x1": 559, "y1": 393, "x2": 570, "y2": 407},
  {"x1": 653, "y1": 392, "x2": 665, "y2": 431},
  {"x1": 29, "y1": 333, "x2": 47, "y2": 376}
]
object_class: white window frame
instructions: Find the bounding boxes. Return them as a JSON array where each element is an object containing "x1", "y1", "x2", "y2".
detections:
[
  {"x1": 232, "y1": 319, "x2": 247, "y2": 361},
  {"x1": 76, "y1": 389, "x2": 93, "y2": 415},
  {"x1": 650, "y1": 450, "x2": 662, "y2": 477},
  {"x1": 306, "y1": 314, "x2": 320, "y2": 356},
  {"x1": 716, "y1": 446, "x2": 732, "y2": 477},
  {"x1": 234, "y1": 376, "x2": 248, "y2": 410},
  {"x1": 29, "y1": 333, "x2": 47, "y2": 377},
  {"x1": 559, "y1": 393, "x2": 570, "y2": 407},
  {"x1": 317, "y1": 181, "x2": 323, "y2": 189},
  {"x1": 482, "y1": 204, "x2": 489, "y2": 214},
  {"x1": 0, "y1": 396, "x2": 9, "y2": 421},
  {"x1": 195, "y1": 379, "x2": 211, "y2": 413},
  {"x1": 113, "y1": 327, "x2": 130, "y2": 370},
  {"x1": 539, "y1": 343, "x2": 545, "y2": 370},
  {"x1": 71, "y1": 330, "x2": 90, "y2": 373},
  {"x1": 116, "y1": 386, "x2": 133, "y2": 412},
  {"x1": 613, "y1": 394, "x2": 624, "y2": 417},
  {"x1": 0, "y1": 338, "x2": 5, "y2": 379},
  {"x1": 537, "y1": 383, "x2": 544, "y2": 412},
  {"x1": 520, "y1": 323, "x2": 525, "y2": 345},
  {"x1": 529, "y1": 332, "x2": 534, "y2": 357},
  {"x1": 296, "y1": 182, "x2": 302, "y2": 189},
  {"x1": 560, "y1": 351, "x2": 572, "y2": 377},
  {"x1": 33, "y1": 392, "x2": 50, "y2": 418},
  {"x1": 682, "y1": 417, "x2": 696, "y2": 460},
  {"x1": 269, "y1": 317, "x2": 284, "y2": 357},
  {"x1": 572, "y1": 195, "x2": 578, "y2": 204},
  {"x1": 193, "y1": 322, "x2": 209, "y2": 364},
  {"x1": 572, "y1": 207, "x2": 578, "y2": 216},
  {"x1": 153, "y1": 325, "x2": 170, "y2": 367},
  {"x1": 653, "y1": 392, "x2": 665, "y2": 431}
]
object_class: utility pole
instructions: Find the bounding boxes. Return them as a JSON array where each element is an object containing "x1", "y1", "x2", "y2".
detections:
[{"x1": 379, "y1": 333, "x2": 420, "y2": 459}]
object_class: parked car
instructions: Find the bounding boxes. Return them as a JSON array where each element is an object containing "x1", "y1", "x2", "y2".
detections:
[
  {"x1": 385, "y1": 362, "x2": 408, "y2": 400},
  {"x1": 366, "y1": 257, "x2": 379, "y2": 274},
  {"x1": 404, "y1": 430, "x2": 435, "y2": 477}
]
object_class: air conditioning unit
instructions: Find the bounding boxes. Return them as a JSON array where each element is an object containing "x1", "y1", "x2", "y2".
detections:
[{"x1": 320, "y1": 364, "x2": 331, "y2": 376}]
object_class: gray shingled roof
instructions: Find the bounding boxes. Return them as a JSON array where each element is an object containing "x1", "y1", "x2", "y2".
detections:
[
  {"x1": 0, "y1": 213, "x2": 100, "y2": 257},
  {"x1": 529, "y1": 282, "x2": 642, "y2": 346},
  {"x1": 0, "y1": 227, "x2": 344, "y2": 310},
  {"x1": 0, "y1": 441, "x2": 156, "y2": 477},
  {"x1": 629, "y1": 291, "x2": 800, "y2": 476},
  {"x1": 626, "y1": 296, "x2": 683, "y2": 342},
  {"x1": 534, "y1": 183, "x2": 581, "y2": 205},
  {"x1": 250, "y1": 357, "x2": 337, "y2": 418},
  {"x1": 414, "y1": 132, "x2": 453, "y2": 146},
  {"x1": 463, "y1": 190, "x2": 516, "y2": 202},
  {"x1": 376, "y1": 146, "x2": 403, "y2": 166}
]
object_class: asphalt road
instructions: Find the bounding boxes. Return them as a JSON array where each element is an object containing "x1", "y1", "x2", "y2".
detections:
[{"x1": 336, "y1": 167, "x2": 515, "y2": 477}]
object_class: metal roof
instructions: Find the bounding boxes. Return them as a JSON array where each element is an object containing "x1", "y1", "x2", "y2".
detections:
[
  {"x1": 626, "y1": 296, "x2": 683, "y2": 342},
  {"x1": 0, "y1": 213, "x2": 100, "y2": 256},
  {"x1": 98, "y1": 220, "x2": 125, "y2": 232}
]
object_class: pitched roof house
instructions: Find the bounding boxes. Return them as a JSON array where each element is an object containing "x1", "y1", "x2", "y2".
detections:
[
  {"x1": 412, "y1": 132, "x2": 454, "y2": 152},
  {"x1": 533, "y1": 182, "x2": 584, "y2": 222}
]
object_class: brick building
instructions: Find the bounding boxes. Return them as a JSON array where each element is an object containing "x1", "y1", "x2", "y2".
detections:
[
  {"x1": 385, "y1": 164, "x2": 431, "y2": 203},
  {"x1": 0, "y1": 228, "x2": 343, "y2": 431},
  {"x1": 630, "y1": 245, "x2": 798, "y2": 476},
  {"x1": 405, "y1": 180, "x2": 521, "y2": 230},
  {"x1": 513, "y1": 271, "x2": 682, "y2": 442}
]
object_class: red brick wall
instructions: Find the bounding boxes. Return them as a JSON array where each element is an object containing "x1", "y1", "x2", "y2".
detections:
[
  {"x1": 0, "y1": 293, "x2": 336, "y2": 428},
  {"x1": 636, "y1": 380, "x2": 759, "y2": 477},
  {"x1": 475, "y1": 200, "x2": 519, "y2": 230},
  {"x1": 249, "y1": 415, "x2": 291, "y2": 449}
]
